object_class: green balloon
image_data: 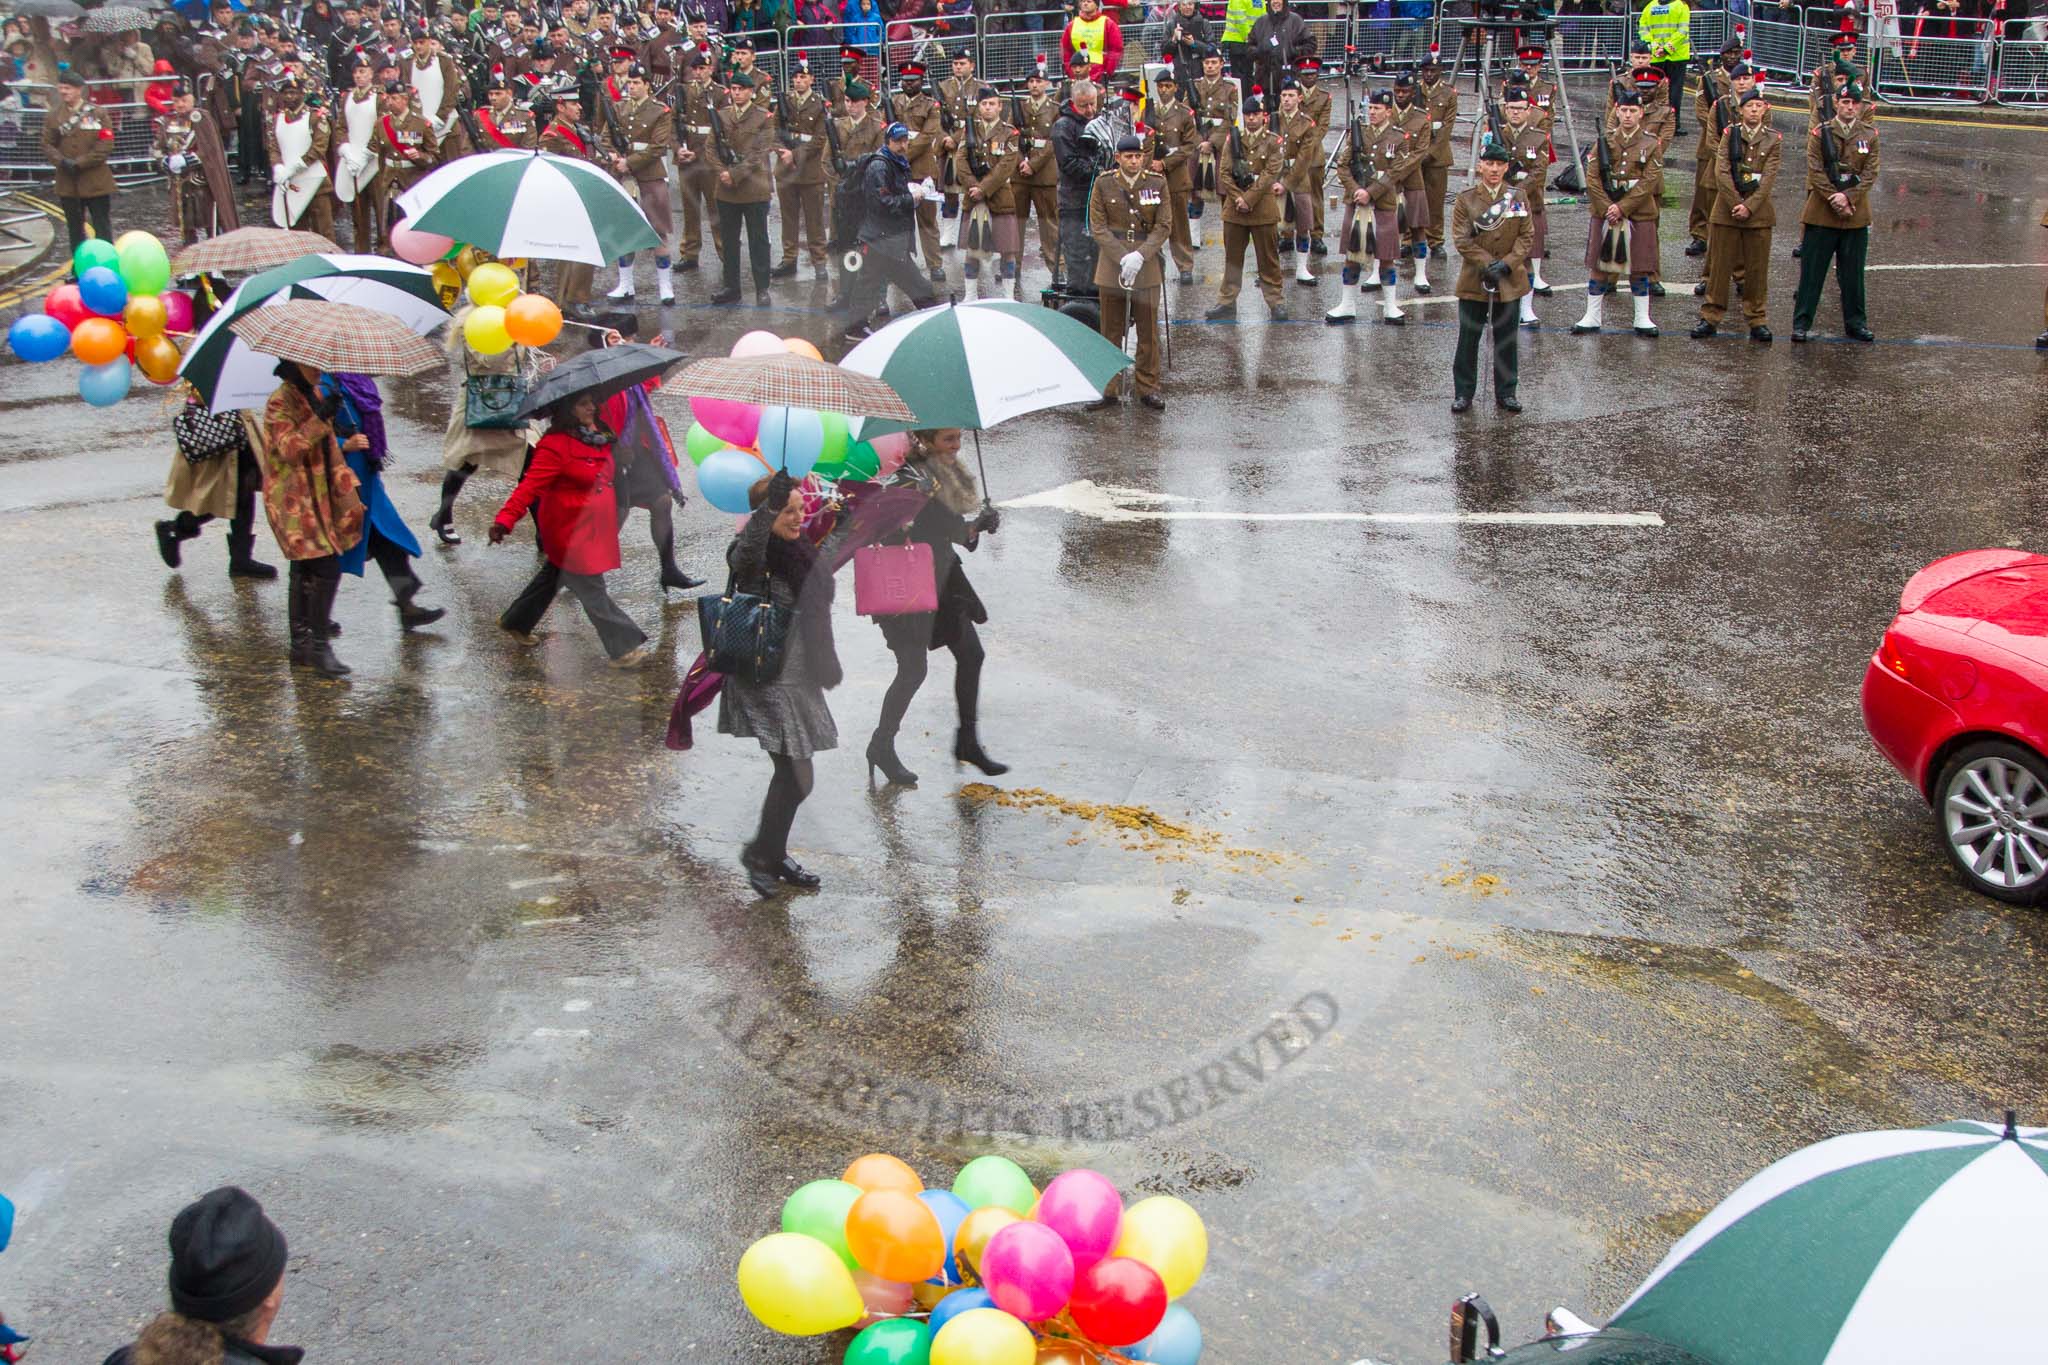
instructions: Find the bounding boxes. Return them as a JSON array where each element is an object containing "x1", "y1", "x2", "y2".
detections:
[
  {"x1": 817, "y1": 410, "x2": 850, "y2": 470},
  {"x1": 73, "y1": 239, "x2": 118, "y2": 279},
  {"x1": 844, "y1": 1318, "x2": 930, "y2": 1365},
  {"x1": 951, "y1": 1156, "x2": 1035, "y2": 1215},
  {"x1": 684, "y1": 421, "x2": 728, "y2": 468},
  {"x1": 115, "y1": 232, "x2": 171, "y2": 297},
  {"x1": 836, "y1": 439, "x2": 881, "y2": 483},
  {"x1": 780, "y1": 1179, "x2": 863, "y2": 1271}
]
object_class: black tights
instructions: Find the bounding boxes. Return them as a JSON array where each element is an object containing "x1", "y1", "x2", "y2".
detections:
[
  {"x1": 877, "y1": 620, "x2": 985, "y2": 735},
  {"x1": 749, "y1": 752, "x2": 815, "y2": 863}
]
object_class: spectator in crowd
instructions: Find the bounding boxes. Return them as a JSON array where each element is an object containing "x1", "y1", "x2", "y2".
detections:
[
  {"x1": 1248, "y1": 0, "x2": 1314, "y2": 98},
  {"x1": 1157, "y1": 0, "x2": 1214, "y2": 88},
  {"x1": 100, "y1": 1187, "x2": 300, "y2": 1365},
  {"x1": 791, "y1": 0, "x2": 840, "y2": 47},
  {"x1": 1393, "y1": 0, "x2": 1433, "y2": 61},
  {"x1": 843, "y1": 0, "x2": 884, "y2": 48},
  {"x1": 1062, "y1": 0, "x2": 1125, "y2": 80}
]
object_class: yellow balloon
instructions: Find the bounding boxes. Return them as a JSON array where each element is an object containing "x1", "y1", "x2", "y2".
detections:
[
  {"x1": 124, "y1": 294, "x2": 168, "y2": 339},
  {"x1": 931, "y1": 1308, "x2": 1036, "y2": 1365},
  {"x1": 468, "y1": 261, "x2": 521, "y2": 308},
  {"x1": 1112, "y1": 1196, "x2": 1207, "y2": 1300},
  {"x1": 463, "y1": 304, "x2": 513, "y2": 356},
  {"x1": 736, "y1": 1233, "x2": 863, "y2": 1336}
]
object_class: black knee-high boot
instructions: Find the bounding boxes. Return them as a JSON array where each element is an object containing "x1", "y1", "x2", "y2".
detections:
[
  {"x1": 650, "y1": 499, "x2": 703, "y2": 591},
  {"x1": 296, "y1": 567, "x2": 350, "y2": 678},
  {"x1": 430, "y1": 467, "x2": 470, "y2": 545}
]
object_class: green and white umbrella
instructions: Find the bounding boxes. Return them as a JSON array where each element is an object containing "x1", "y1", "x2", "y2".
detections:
[
  {"x1": 840, "y1": 299, "x2": 1133, "y2": 437},
  {"x1": 393, "y1": 150, "x2": 658, "y2": 264},
  {"x1": 1609, "y1": 1117, "x2": 2048, "y2": 1365},
  {"x1": 179, "y1": 255, "x2": 447, "y2": 412}
]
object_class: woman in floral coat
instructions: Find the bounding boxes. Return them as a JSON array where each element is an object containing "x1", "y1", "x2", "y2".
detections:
[{"x1": 257, "y1": 360, "x2": 365, "y2": 679}]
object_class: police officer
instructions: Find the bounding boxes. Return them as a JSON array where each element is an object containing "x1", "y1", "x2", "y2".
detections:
[
  {"x1": 1791, "y1": 81, "x2": 1877, "y2": 343},
  {"x1": 1451, "y1": 136, "x2": 1532, "y2": 414},
  {"x1": 1326, "y1": 87, "x2": 1420, "y2": 327},
  {"x1": 1574, "y1": 86, "x2": 1662, "y2": 337},
  {"x1": 1085, "y1": 134, "x2": 1171, "y2": 412},
  {"x1": 1638, "y1": 0, "x2": 1691, "y2": 131},
  {"x1": 1204, "y1": 92, "x2": 1288, "y2": 323},
  {"x1": 1689, "y1": 86, "x2": 1780, "y2": 344}
]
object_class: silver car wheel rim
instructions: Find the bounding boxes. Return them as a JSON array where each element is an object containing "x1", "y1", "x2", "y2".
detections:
[{"x1": 1945, "y1": 756, "x2": 2048, "y2": 891}]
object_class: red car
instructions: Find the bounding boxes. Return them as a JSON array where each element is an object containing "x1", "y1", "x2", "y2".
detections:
[{"x1": 1863, "y1": 549, "x2": 2048, "y2": 904}]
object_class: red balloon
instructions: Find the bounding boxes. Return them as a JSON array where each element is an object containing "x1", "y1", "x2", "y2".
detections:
[
  {"x1": 44, "y1": 283, "x2": 87, "y2": 330},
  {"x1": 1066, "y1": 1257, "x2": 1166, "y2": 1348}
]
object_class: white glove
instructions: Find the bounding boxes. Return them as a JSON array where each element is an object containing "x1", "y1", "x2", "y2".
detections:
[
  {"x1": 1118, "y1": 250, "x2": 1143, "y2": 288},
  {"x1": 916, "y1": 176, "x2": 938, "y2": 200},
  {"x1": 271, "y1": 161, "x2": 288, "y2": 180},
  {"x1": 166, "y1": 153, "x2": 186, "y2": 173}
]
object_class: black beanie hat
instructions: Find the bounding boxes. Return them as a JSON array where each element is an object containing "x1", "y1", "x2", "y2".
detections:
[{"x1": 167, "y1": 1187, "x2": 288, "y2": 1324}]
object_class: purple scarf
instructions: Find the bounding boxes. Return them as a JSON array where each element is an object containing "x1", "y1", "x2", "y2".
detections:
[{"x1": 330, "y1": 372, "x2": 389, "y2": 464}]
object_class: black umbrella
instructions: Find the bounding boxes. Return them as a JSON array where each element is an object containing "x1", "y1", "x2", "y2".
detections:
[{"x1": 514, "y1": 342, "x2": 686, "y2": 419}]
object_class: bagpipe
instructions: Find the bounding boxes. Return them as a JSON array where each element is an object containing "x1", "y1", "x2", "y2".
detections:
[
  {"x1": 1591, "y1": 125, "x2": 1628, "y2": 272},
  {"x1": 961, "y1": 110, "x2": 994, "y2": 253}
]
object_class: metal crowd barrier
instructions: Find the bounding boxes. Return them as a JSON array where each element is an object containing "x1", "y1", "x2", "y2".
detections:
[
  {"x1": 1872, "y1": 17, "x2": 1996, "y2": 104},
  {"x1": 1994, "y1": 36, "x2": 2048, "y2": 104},
  {"x1": 0, "y1": 78, "x2": 167, "y2": 185}
]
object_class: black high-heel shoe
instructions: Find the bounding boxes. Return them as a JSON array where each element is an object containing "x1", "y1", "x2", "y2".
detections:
[
  {"x1": 953, "y1": 724, "x2": 1009, "y2": 777},
  {"x1": 661, "y1": 565, "x2": 706, "y2": 592},
  {"x1": 866, "y1": 731, "x2": 919, "y2": 787},
  {"x1": 774, "y1": 857, "x2": 822, "y2": 889},
  {"x1": 740, "y1": 847, "x2": 782, "y2": 899},
  {"x1": 429, "y1": 509, "x2": 461, "y2": 546}
]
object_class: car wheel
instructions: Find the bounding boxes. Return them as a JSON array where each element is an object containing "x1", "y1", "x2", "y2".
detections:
[{"x1": 1934, "y1": 739, "x2": 2048, "y2": 906}]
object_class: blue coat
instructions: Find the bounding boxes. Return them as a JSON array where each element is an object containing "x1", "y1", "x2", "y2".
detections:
[{"x1": 325, "y1": 381, "x2": 421, "y2": 575}]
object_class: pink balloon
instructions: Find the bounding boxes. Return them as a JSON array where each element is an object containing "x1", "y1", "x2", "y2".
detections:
[
  {"x1": 692, "y1": 396, "x2": 760, "y2": 447},
  {"x1": 871, "y1": 431, "x2": 911, "y2": 478},
  {"x1": 1036, "y1": 1170, "x2": 1124, "y2": 1273},
  {"x1": 729, "y1": 328, "x2": 785, "y2": 358},
  {"x1": 852, "y1": 1270, "x2": 914, "y2": 1329},
  {"x1": 389, "y1": 223, "x2": 454, "y2": 266},
  {"x1": 160, "y1": 289, "x2": 194, "y2": 334},
  {"x1": 980, "y1": 1220, "x2": 1075, "y2": 1322}
]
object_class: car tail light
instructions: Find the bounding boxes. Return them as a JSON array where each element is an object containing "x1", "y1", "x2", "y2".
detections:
[
  {"x1": 1880, "y1": 628, "x2": 1979, "y2": 702},
  {"x1": 1880, "y1": 632, "x2": 1911, "y2": 679}
]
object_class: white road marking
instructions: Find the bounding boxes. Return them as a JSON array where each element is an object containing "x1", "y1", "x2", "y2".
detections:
[
  {"x1": 518, "y1": 914, "x2": 582, "y2": 927},
  {"x1": 1865, "y1": 262, "x2": 2048, "y2": 271},
  {"x1": 507, "y1": 873, "x2": 568, "y2": 890},
  {"x1": 1001, "y1": 480, "x2": 1664, "y2": 528},
  {"x1": 563, "y1": 999, "x2": 593, "y2": 1013},
  {"x1": 531, "y1": 1027, "x2": 591, "y2": 1039}
]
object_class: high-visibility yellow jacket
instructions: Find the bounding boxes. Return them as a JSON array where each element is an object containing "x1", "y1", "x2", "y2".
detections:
[
  {"x1": 1224, "y1": 0, "x2": 1260, "y2": 44},
  {"x1": 1639, "y1": 0, "x2": 1691, "y2": 60}
]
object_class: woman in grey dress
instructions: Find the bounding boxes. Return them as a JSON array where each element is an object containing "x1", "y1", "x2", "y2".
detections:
[{"x1": 721, "y1": 470, "x2": 844, "y2": 898}]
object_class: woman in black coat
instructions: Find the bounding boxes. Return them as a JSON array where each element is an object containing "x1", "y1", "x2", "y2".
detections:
[{"x1": 863, "y1": 428, "x2": 1006, "y2": 787}]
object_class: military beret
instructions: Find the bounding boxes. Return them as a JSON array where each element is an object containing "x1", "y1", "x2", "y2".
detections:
[
  {"x1": 1199, "y1": 43, "x2": 1221, "y2": 58},
  {"x1": 1721, "y1": 36, "x2": 1745, "y2": 54},
  {"x1": 845, "y1": 79, "x2": 871, "y2": 100},
  {"x1": 1478, "y1": 135, "x2": 1510, "y2": 162},
  {"x1": 974, "y1": 84, "x2": 996, "y2": 100},
  {"x1": 729, "y1": 69, "x2": 759, "y2": 87},
  {"x1": 1154, "y1": 69, "x2": 1177, "y2": 84},
  {"x1": 1277, "y1": 75, "x2": 1298, "y2": 92},
  {"x1": 1115, "y1": 133, "x2": 1142, "y2": 152},
  {"x1": 57, "y1": 68, "x2": 85, "y2": 87},
  {"x1": 1728, "y1": 61, "x2": 1755, "y2": 79},
  {"x1": 530, "y1": 39, "x2": 553, "y2": 56},
  {"x1": 382, "y1": 78, "x2": 407, "y2": 92},
  {"x1": 950, "y1": 45, "x2": 974, "y2": 60},
  {"x1": 1241, "y1": 92, "x2": 1266, "y2": 114},
  {"x1": 1419, "y1": 51, "x2": 1442, "y2": 68},
  {"x1": 626, "y1": 61, "x2": 648, "y2": 78},
  {"x1": 1840, "y1": 79, "x2": 1868, "y2": 98},
  {"x1": 730, "y1": 34, "x2": 754, "y2": 50},
  {"x1": 1612, "y1": 86, "x2": 1641, "y2": 105},
  {"x1": 1738, "y1": 86, "x2": 1767, "y2": 104},
  {"x1": 1629, "y1": 38, "x2": 1652, "y2": 54},
  {"x1": 1392, "y1": 68, "x2": 1414, "y2": 87},
  {"x1": 170, "y1": 78, "x2": 193, "y2": 97},
  {"x1": 1502, "y1": 82, "x2": 1530, "y2": 101},
  {"x1": 485, "y1": 70, "x2": 509, "y2": 88},
  {"x1": 1368, "y1": 88, "x2": 1393, "y2": 106}
]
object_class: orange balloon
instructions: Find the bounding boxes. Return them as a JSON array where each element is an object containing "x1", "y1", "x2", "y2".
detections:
[
  {"x1": 135, "y1": 334, "x2": 182, "y2": 385},
  {"x1": 845, "y1": 1190, "x2": 945, "y2": 1283},
  {"x1": 843, "y1": 1153, "x2": 923, "y2": 1195},
  {"x1": 1036, "y1": 1345, "x2": 1101, "y2": 1365},
  {"x1": 955, "y1": 1206, "x2": 1020, "y2": 1279},
  {"x1": 71, "y1": 316, "x2": 127, "y2": 366},
  {"x1": 124, "y1": 294, "x2": 168, "y2": 339},
  {"x1": 782, "y1": 335, "x2": 823, "y2": 361},
  {"x1": 504, "y1": 292, "x2": 563, "y2": 347}
]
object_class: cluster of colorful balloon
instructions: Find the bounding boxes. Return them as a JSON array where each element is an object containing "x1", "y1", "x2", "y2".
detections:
[
  {"x1": 456, "y1": 260, "x2": 561, "y2": 355},
  {"x1": 738, "y1": 1152, "x2": 1207, "y2": 1365},
  {"x1": 688, "y1": 330, "x2": 910, "y2": 515},
  {"x1": 7, "y1": 233, "x2": 186, "y2": 406}
]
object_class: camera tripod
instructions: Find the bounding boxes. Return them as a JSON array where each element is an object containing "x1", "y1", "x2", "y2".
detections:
[{"x1": 1442, "y1": 18, "x2": 1586, "y2": 188}]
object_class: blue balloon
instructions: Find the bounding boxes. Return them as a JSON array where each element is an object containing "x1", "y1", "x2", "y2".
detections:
[
  {"x1": 0, "y1": 1191, "x2": 14, "y2": 1253},
  {"x1": 918, "y1": 1188, "x2": 972, "y2": 1285},
  {"x1": 77, "y1": 265, "x2": 128, "y2": 318},
  {"x1": 926, "y1": 1286, "x2": 993, "y2": 1340},
  {"x1": 757, "y1": 404, "x2": 824, "y2": 478},
  {"x1": 696, "y1": 447, "x2": 763, "y2": 515},
  {"x1": 79, "y1": 357, "x2": 133, "y2": 408},
  {"x1": 1129, "y1": 1304, "x2": 1203, "y2": 1365},
  {"x1": 7, "y1": 313, "x2": 71, "y2": 362}
]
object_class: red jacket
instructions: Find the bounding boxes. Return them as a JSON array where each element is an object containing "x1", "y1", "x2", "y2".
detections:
[
  {"x1": 1061, "y1": 13, "x2": 1124, "y2": 82},
  {"x1": 493, "y1": 431, "x2": 622, "y2": 576}
]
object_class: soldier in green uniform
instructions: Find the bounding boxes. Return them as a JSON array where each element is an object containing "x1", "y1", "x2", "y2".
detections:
[
  {"x1": 1689, "y1": 86, "x2": 1781, "y2": 343},
  {"x1": 1085, "y1": 134, "x2": 1173, "y2": 411},
  {"x1": 1450, "y1": 136, "x2": 1532, "y2": 414},
  {"x1": 1204, "y1": 92, "x2": 1288, "y2": 322},
  {"x1": 771, "y1": 58, "x2": 831, "y2": 280},
  {"x1": 711, "y1": 69, "x2": 778, "y2": 307},
  {"x1": 1573, "y1": 87, "x2": 1662, "y2": 337},
  {"x1": 1791, "y1": 82, "x2": 1877, "y2": 343},
  {"x1": 1326, "y1": 88, "x2": 1421, "y2": 326},
  {"x1": 44, "y1": 69, "x2": 117, "y2": 255},
  {"x1": 1142, "y1": 69, "x2": 1199, "y2": 284}
]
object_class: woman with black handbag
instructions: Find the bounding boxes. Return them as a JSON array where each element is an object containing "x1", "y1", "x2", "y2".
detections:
[
  {"x1": 431, "y1": 303, "x2": 542, "y2": 547},
  {"x1": 155, "y1": 384, "x2": 276, "y2": 581},
  {"x1": 718, "y1": 469, "x2": 842, "y2": 898},
  {"x1": 861, "y1": 427, "x2": 1005, "y2": 788}
]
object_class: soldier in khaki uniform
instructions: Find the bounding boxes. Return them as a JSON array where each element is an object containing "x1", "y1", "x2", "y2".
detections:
[
  {"x1": 1141, "y1": 69, "x2": 1199, "y2": 284},
  {"x1": 540, "y1": 88, "x2": 599, "y2": 313},
  {"x1": 1686, "y1": 38, "x2": 1744, "y2": 256},
  {"x1": 1276, "y1": 81, "x2": 1319, "y2": 283},
  {"x1": 1609, "y1": 47, "x2": 1675, "y2": 155},
  {"x1": 1295, "y1": 57, "x2": 1332, "y2": 250},
  {"x1": 1689, "y1": 87, "x2": 1781, "y2": 344},
  {"x1": 1689, "y1": 61, "x2": 1758, "y2": 299},
  {"x1": 1190, "y1": 44, "x2": 1235, "y2": 228},
  {"x1": 1015, "y1": 64, "x2": 1062, "y2": 280},
  {"x1": 952, "y1": 85, "x2": 1022, "y2": 295},
  {"x1": 673, "y1": 49, "x2": 728, "y2": 274},
  {"x1": 1572, "y1": 88, "x2": 1662, "y2": 337},
  {"x1": 1204, "y1": 93, "x2": 1288, "y2": 322},
  {"x1": 1415, "y1": 51, "x2": 1458, "y2": 262},
  {"x1": 1503, "y1": 44, "x2": 1556, "y2": 134},
  {"x1": 1451, "y1": 138, "x2": 1532, "y2": 414},
  {"x1": 606, "y1": 64, "x2": 676, "y2": 302},
  {"x1": 474, "y1": 70, "x2": 537, "y2": 148},
  {"x1": 711, "y1": 70, "x2": 778, "y2": 307},
  {"x1": 44, "y1": 70, "x2": 117, "y2": 255},
  {"x1": 1388, "y1": 70, "x2": 1435, "y2": 292},
  {"x1": 369, "y1": 78, "x2": 436, "y2": 237},
  {"x1": 889, "y1": 62, "x2": 946, "y2": 280},
  {"x1": 935, "y1": 45, "x2": 979, "y2": 249},
  {"x1": 1500, "y1": 84, "x2": 1552, "y2": 325},
  {"x1": 1791, "y1": 82, "x2": 1878, "y2": 343},
  {"x1": 771, "y1": 60, "x2": 831, "y2": 280},
  {"x1": 1326, "y1": 88, "x2": 1420, "y2": 326},
  {"x1": 265, "y1": 73, "x2": 334, "y2": 237},
  {"x1": 1085, "y1": 135, "x2": 1172, "y2": 411}
]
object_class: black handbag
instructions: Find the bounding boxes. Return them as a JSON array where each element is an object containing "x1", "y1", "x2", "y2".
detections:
[
  {"x1": 463, "y1": 349, "x2": 528, "y2": 430},
  {"x1": 698, "y1": 571, "x2": 792, "y2": 684},
  {"x1": 173, "y1": 402, "x2": 247, "y2": 465}
]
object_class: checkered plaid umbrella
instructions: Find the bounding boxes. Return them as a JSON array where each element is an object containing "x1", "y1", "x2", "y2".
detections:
[
  {"x1": 228, "y1": 301, "x2": 443, "y2": 378},
  {"x1": 666, "y1": 354, "x2": 916, "y2": 423},
  {"x1": 169, "y1": 227, "x2": 341, "y2": 275},
  {"x1": 80, "y1": 5, "x2": 151, "y2": 32}
]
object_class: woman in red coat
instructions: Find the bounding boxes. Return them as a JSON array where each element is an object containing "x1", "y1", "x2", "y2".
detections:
[{"x1": 487, "y1": 393, "x2": 651, "y2": 666}]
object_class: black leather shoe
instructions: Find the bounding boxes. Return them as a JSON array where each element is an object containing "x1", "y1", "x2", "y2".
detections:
[
  {"x1": 1684, "y1": 237, "x2": 1707, "y2": 256},
  {"x1": 1083, "y1": 394, "x2": 1120, "y2": 411},
  {"x1": 1790, "y1": 328, "x2": 1809, "y2": 343},
  {"x1": 677, "y1": 258, "x2": 700, "y2": 271},
  {"x1": 1531, "y1": 282, "x2": 1552, "y2": 296},
  {"x1": 1689, "y1": 320, "x2": 1716, "y2": 339},
  {"x1": 1847, "y1": 326, "x2": 1875, "y2": 342},
  {"x1": 774, "y1": 857, "x2": 822, "y2": 888},
  {"x1": 1270, "y1": 306, "x2": 1290, "y2": 322},
  {"x1": 1310, "y1": 240, "x2": 1327, "y2": 256},
  {"x1": 740, "y1": 848, "x2": 782, "y2": 899},
  {"x1": 1178, "y1": 269, "x2": 1194, "y2": 284},
  {"x1": 1692, "y1": 281, "x2": 1707, "y2": 296},
  {"x1": 661, "y1": 567, "x2": 706, "y2": 592},
  {"x1": 1204, "y1": 303, "x2": 1235, "y2": 320},
  {"x1": 1749, "y1": 325, "x2": 1772, "y2": 343},
  {"x1": 928, "y1": 266, "x2": 946, "y2": 284},
  {"x1": 2037, "y1": 331, "x2": 2048, "y2": 349},
  {"x1": 755, "y1": 288, "x2": 772, "y2": 307},
  {"x1": 1450, "y1": 395, "x2": 1472, "y2": 413},
  {"x1": 1139, "y1": 392, "x2": 1166, "y2": 411},
  {"x1": 155, "y1": 519, "x2": 183, "y2": 569},
  {"x1": 842, "y1": 323, "x2": 873, "y2": 341},
  {"x1": 709, "y1": 287, "x2": 741, "y2": 305},
  {"x1": 769, "y1": 261, "x2": 798, "y2": 278},
  {"x1": 1648, "y1": 280, "x2": 1666, "y2": 297},
  {"x1": 1496, "y1": 395, "x2": 1522, "y2": 413}
]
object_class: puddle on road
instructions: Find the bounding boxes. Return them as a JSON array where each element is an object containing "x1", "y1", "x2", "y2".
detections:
[{"x1": 957, "y1": 783, "x2": 1293, "y2": 869}]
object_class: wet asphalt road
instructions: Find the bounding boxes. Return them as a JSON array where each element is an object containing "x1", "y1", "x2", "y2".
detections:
[{"x1": 4, "y1": 97, "x2": 2048, "y2": 1365}]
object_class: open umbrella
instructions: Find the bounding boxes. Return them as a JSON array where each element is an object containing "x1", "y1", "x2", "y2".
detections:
[
  {"x1": 8, "y1": 0, "x2": 83, "y2": 16},
  {"x1": 170, "y1": 226, "x2": 340, "y2": 275},
  {"x1": 515, "y1": 342, "x2": 686, "y2": 419},
  {"x1": 228, "y1": 300, "x2": 442, "y2": 377},
  {"x1": 179, "y1": 255, "x2": 446, "y2": 411},
  {"x1": 1609, "y1": 1115, "x2": 2048, "y2": 1365},
  {"x1": 666, "y1": 353, "x2": 917, "y2": 423},
  {"x1": 394, "y1": 149, "x2": 659, "y2": 264},
  {"x1": 80, "y1": 4, "x2": 150, "y2": 29}
]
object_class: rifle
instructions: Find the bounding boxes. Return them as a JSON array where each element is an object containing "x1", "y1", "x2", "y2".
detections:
[
  {"x1": 1817, "y1": 113, "x2": 1857, "y2": 191},
  {"x1": 708, "y1": 92, "x2": 739, "y2": 166},
  {"x1": 773, "y1": 79, "x2": 796, "y2": 152},
  {"x1": 455, "y1": 96, "x2": 484, "y2": 151},
  {"x1": 1010, "y1": 91, "x2": 1030, "y2": 159},
  {"x1": 965, "y1": 99, "x2": 988, "y2": 179},
  {"x1": 823, "y1": 100, "x2": 844, "y2": 174},
  {"x1": 596, "y1": 72, "x2": 626, "y2": 153},
  {"x1": 1227, "y1": 122, "x2": 1253, "y2": 190}
]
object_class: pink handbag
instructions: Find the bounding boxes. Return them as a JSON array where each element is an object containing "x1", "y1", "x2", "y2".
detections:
[{"x1": 854, "y1": 542, "x2": 938, "y2": 616}]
